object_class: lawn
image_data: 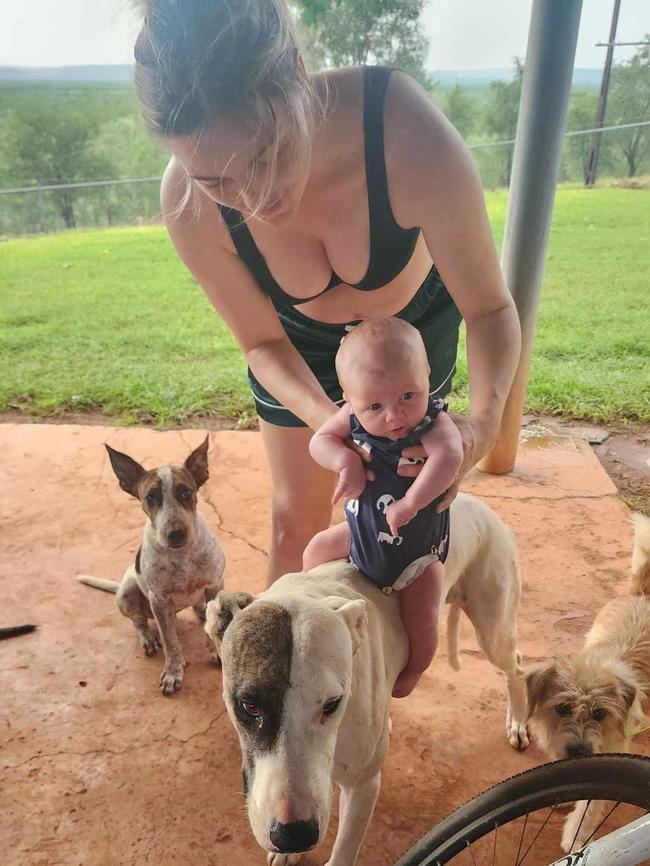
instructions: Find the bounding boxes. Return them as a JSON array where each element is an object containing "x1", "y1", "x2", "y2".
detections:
[{"x1": 1, "y1": 186, "x2": 648, "y2": 425}]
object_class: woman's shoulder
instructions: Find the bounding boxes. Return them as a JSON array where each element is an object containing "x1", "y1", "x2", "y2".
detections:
[{"x1": 381, "y1": 71, "x2": 479, "y2": 228}]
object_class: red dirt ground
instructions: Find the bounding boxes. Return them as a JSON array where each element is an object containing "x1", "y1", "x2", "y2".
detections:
[{"x1": 1, "y1": 423, "x2": 648, "y2": 866}]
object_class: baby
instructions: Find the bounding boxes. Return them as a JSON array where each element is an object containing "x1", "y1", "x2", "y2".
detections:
[{"x1": 304, "y1": 317, "x2": 464, "y2": 698}]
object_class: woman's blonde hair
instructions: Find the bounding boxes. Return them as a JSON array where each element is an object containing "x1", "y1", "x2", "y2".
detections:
[{"x1": 133, "y1": 0, "x2": 326, "y2": 215}]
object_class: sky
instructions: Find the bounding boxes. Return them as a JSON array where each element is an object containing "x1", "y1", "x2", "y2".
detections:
[{"x1": 1, "y1": 0, "x2": 648, "y2": 70}]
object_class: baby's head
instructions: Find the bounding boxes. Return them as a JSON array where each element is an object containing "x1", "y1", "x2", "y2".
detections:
[{"x1": 336, "y1": 318, "x2": 431, "y2": 440}]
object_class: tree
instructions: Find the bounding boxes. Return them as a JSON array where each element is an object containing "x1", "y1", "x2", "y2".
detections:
[
  {"x1": 565, "y1": 90, "x2": 601, "y2": 184},
  {"x1": 606, "y1": 39, "x2": 650, "y2": 177},
  {"x1": 444, "y1": 85, "x2": 475, "y2": 139},
  {"x1": 484, "y1": 59, "x2": 523, "y2": 186},
  {"x1": 5, "y1": 93, "x2": 115, "y2": 229},
  {"x1": 294, "y1": 0, "x2": 431, "y2": 87}
]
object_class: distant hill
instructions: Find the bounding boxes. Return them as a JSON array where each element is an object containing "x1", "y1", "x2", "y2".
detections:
[
  {"x1": 430, "y1": 68, "x2": 601, "y2": 88},
  {"x1": 0, "y1": 64, "x2": 602, "y2": 88},
  {"x1": 0, "y1": 65, "x2": 133, "y2": 84}
]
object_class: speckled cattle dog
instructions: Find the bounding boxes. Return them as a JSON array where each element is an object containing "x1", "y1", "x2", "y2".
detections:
[
  {"x1": 78, "y1": 436, "x2": 225, "y2": 695},
  {"x1": 206, "y1": 493, "x2": 527, "y2": 866}
]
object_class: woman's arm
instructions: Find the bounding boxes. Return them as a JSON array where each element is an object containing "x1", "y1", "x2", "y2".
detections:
[
  {"x1": 385, "y1": 75, "x2": 522, "y2": 478},
  {"x1": 161, "y1": 159, "x2": 337, "y2": 432}
]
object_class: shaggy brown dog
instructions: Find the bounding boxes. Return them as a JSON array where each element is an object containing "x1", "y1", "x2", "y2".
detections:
[{"x1": 526, "y1": 513, "x2": 650, "y2": 852}]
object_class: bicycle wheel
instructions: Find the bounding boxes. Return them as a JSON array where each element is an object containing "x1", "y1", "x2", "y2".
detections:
[{"x1": 394, "y1": 753, "x2": 650, "y2": 866}]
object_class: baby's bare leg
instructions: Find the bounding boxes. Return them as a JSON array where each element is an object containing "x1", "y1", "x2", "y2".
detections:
[
  {"x1": 393, "y1": 560, "x2": 444, "y2": 699},
  {"x1": 303, "y1": 521, "x2": 351, "y2": 571}
]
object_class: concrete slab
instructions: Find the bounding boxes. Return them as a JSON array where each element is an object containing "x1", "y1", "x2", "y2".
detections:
[{"x1": 1, "y1": 423, "x2": 648, "y2": 866}]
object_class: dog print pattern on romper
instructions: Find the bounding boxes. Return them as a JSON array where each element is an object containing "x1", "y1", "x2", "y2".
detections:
[{"x1": 346, "y1": 396, "x2": 450, "y2": 593}]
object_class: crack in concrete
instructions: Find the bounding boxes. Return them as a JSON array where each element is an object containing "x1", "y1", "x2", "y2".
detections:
[
  {"x1": 177, "y1": 708, "x2": 226, "y2": 745},
  {"x1": 178, "y1": 430, "x2": 192, "y2": 455},
  {"x1": 478, "y1": 492, "x2": 616, "y2": 503},
  {"x1": 3, "y1": 709, "x2": 227, "y2": 770},
  {"x1": 202, "y1": 494, "x2": 268, "y2": 558}
]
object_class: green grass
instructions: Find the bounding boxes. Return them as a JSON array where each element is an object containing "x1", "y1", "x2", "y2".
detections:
[{"x1": 1, "y1": 186, "x2": 648, "y2": 425}]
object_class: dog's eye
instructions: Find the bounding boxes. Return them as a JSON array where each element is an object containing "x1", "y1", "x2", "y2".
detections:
[
  {"x1": 145, "y1": 491, "x2": 160, "y2": 507},
  {"x1": 323, "y1": 697, "x2": 342, "y2": 717},
  {"x1": 241, "y1": 700, "x2": 262, "y2": 718},
  {"x1": 555, "y1": 703, "x2": 573, "y2": 717},
  {"x1": 592, "y1": 708, "x2": 607, "y2": 722}
]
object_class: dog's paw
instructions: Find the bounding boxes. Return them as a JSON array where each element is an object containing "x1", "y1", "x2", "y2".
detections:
[
  {"x1": 506, "y1": 718, "x2": 530, "y2": 751},
  {"x1": 267, "y1": 853, "x2": 302, "y2": 866},
  {"x1": 160, "y1": 665, "x2": 183, "y2": 696},
  {"x1": 140, "y1": 629, "x2": 161, "y2": 656}
]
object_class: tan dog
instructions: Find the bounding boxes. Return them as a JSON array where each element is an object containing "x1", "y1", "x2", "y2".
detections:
[
  {"x1": 79, "y1": 436, "x2": 225, "y2": 695},
  {"x1": 526, "y1": 513, "x2": 650, "y2": 852},
  {"x1": 205, "y1": 493, "x2": 527, "y2": 866}
]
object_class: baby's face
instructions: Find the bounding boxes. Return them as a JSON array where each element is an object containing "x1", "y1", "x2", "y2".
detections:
[{"x1": 344, "y1": 367, "x2": 430, "y2": 440}]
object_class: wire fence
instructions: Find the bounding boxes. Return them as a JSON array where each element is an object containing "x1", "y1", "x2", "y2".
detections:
[{"x1": 1, "y1": 121, "x2": 648, "y2": 237}]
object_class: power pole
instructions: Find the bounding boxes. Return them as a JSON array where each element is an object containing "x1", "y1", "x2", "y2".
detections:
[{"x1": 585, "y1": 0, "x2": 622, "y2": 186}]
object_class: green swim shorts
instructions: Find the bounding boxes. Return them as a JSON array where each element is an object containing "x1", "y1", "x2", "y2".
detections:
[{"x1": 248, "y1": 266, "x2": 462, "y2": 428}]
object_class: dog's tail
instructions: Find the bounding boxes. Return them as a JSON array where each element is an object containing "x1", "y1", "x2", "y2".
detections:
[
  {"x1": 446, "y1": 602, "x2": 462, "y2": 671},
  {"x1": 631, "y1": 513, "x2": 650, "y2": 596},
  {"x1": 0, "y1": 624, "x2": 37, "y2": 640},
  {"x1": 77, "y1": 575, "x2": 120, "y2": 594}
]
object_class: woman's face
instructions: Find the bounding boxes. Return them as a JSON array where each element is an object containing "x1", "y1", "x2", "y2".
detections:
[{"x1": 168, "y1": 113, "x2": 311, "y2": 223}]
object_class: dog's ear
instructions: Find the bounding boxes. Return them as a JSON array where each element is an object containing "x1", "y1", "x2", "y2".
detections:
[
  {"x1": 105, "y1": 444, "x2": 145, "y2": 498},
  {"x1": 619, "y1": 677, "x2": 638, "y2": 709},
  {"x1": 185, "y1": 435, "x2": 210, "y2": 489},
  {"x1": 526, "y1": 664, "x2": 558, "y2": 715},
  {"x1": 323, "y1": 596, "x2": 367, "y2": 655},
  {"x1": 205, "y1": 591, "x2": 255, "y2": 648}
]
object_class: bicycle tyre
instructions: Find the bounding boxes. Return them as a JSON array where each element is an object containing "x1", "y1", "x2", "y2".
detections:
[{"x1": 394, "y1": 753, "x2": 650, "y2": 866}]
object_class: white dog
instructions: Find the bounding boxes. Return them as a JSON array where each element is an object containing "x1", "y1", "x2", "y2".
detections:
[
  {"x1": 206, "y1": 493, "x2": 527, "y2": 866},
  {"x1": 526, "y1": 513, "x2": 650, "y2": 853}
]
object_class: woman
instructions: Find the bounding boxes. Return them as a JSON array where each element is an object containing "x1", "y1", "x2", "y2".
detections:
[{"x1": 133, "y1": 0, "x2": 521, "y2": 582}]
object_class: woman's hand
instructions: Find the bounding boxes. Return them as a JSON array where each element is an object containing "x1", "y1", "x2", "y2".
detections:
[{"x1": 398, "y1": 413, "x2": 498, "y2": 512}]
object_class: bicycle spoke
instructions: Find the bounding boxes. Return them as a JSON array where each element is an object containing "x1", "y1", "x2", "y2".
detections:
[
  {"x1": 465, "y1": 839, "x2": 479, "y2": 866},
  {"x1": 578, "y1": 801, "x2": 621, "y2": 849},
  {"x1": 569, "y1": 799, "x2": 592, "y2": 852},
  {"x1": 492, "y1": 820, "x2": 498, "y2": 866},
  {"x1": 517, "y1": 803, "x2": 560, "y2": 866},
  {"x1": 513, "y1": 810, "x2": 529, "y2": 866}
]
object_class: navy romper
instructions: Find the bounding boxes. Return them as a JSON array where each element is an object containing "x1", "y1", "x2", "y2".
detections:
[{"x1": 346, "y1": 396, "x2": 451, "y2": 594}]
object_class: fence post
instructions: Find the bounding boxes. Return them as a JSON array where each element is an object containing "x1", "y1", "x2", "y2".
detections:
[
  {"x1": 479, "y1": 0, "x2": 583, "y2": 474},
  {"x1": 37, "y1": 188, "x2": 47, "y2": 233}
]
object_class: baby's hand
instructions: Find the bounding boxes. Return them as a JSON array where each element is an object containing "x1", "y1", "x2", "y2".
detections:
[
  {"x1": 385, "y1": 499, "x2": 418, "y2": 537},
  {"x1": 332, "y1": 458, "x2": 367, "y2": 505}
]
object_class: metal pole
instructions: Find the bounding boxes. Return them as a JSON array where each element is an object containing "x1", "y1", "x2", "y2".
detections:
[
  {"x1": 585, "y1": 0, "x2": 622, "y2": 186},
  {"x1": 479, "y1": 0, "x2": 583, "y2": 474}
]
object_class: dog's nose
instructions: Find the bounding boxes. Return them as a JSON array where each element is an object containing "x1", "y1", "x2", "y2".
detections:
[
  {"x1": 167, "y1": 528, "x2": 187, "y2": 548},
  {"x1": 270, "y1": 818, "x2": 319, "y2": 853},
  {"x1": 566, "y1": 742, "x2": 593, "y2": 758}
]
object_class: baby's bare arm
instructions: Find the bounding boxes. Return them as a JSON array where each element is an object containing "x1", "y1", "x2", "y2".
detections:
[
  {"x1": 384, "y1": 413, "x2": 463, "y2": 536},
  {"x1": 403, "y1": 413, "x2": 464, "y2": 512},
  {"x1": 310, "y1": 405, "x2": 369, "y2": 504},
  {"x1": 309, "y1": 405, "x2": 358, "y2": 473}
]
